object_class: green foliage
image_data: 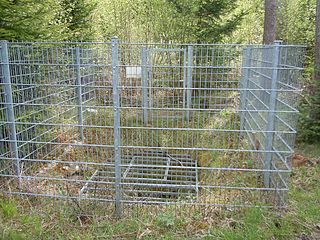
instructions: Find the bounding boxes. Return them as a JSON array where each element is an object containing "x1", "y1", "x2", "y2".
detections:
[
  {"x1": 0, "y1": 200, "x2": 17, "y2": 217},
  {"x1": 3, "y1": 231, "x2": 26, "y2": 240},
  {"x1": 276, "y1": 0, "x2": 318, "y2": 142},
  {"x1": 298, "y1": 64, "x2": 320, "y2": 142},
  {"x1": 168, "y1": 0, "x2": 244, "y2": 43},
  {"x1": 278, "y1": 0, "x2": 316, "y2": 46},
  {"x1": 297, "y1": 94, "x2": 320, "y2": 142},
  {"x1": 58, "y1": 0, "x2": 96, "y2": 41},
  {"x1": 0, "y1": 0, "x2": 67, "y2": 41},
  {"x1": 227, "y1": 0, "x2": 264, "y2": 43},
  {"x1": 156, "y1": 212, "x2": 175, "y2": 228},
  {"x1": 92, "y1": 0, "x2": 243, "y2": 43},
  {"x1": 0, "y1": 0, "x2": 96, "y2": 41}
]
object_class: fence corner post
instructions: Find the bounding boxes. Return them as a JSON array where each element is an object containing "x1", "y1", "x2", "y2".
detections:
[
  {"x1": 240, "y1": 46, "x2": 252, "y2": 137},
  {"x1": 111, "y1": 36, "x2": 122, "y2": 218},
  {"x1": 182, "y1": 48, "x2": 187, "y2": 111},
  {"x1": 263, "y1": 40, "x2": 282, "y2": 188},
  {"x1": 0, "y1": 41, "x2": 21, "y2": 187},
  {"x1": 75, "y1": 47, "x2": 84, "y2": 142},
  {"x1": 141, "y1": 47, "x2": 148, "y2": 125},
  {"x1": 186, "y1": 45, "x2": 193, "y2": 122}
]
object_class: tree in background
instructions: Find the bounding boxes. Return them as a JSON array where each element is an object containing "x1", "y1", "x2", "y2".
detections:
[
  {"x1": 300, "y1": 0, "x2": 320, "y2": 142},
  {"x1": 315, "y1": 0, "x2": 320, "y2": 80},
  {"x1": 58, "y1": 0, "x2": 96, "y2": 41},
  {"x1": 263, "y1": 0, "x2": 277, "y2": 44},
  {"x1": 287, "y1": 0, "x2": 320, "y2": 142},
  {"x1": 313, "y1": 0, "x2": 320, "y2": 130},
  {"x1": 92, "y1": 0, "x2": 140, "y2": 41},
  {"x1": 226, "y1": 0, "x2": 264, "y2": 43},
  {"x1": 277, "y1": 0, "x2": 315, "y2": 51},
  {"x1": 92, "y1": 0, "x2": 244, "y2": 43},
  {"x1": 0, "y1": 0, "x2": 67, "y2": 41},
  {"x1": 0, "y1": 0, "x2": 96, "y2": 42},
  {"x1": 167, "y1": 0, "x2": 244, "y2": 43}
]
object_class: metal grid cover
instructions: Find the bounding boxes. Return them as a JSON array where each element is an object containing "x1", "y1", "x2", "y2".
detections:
[{"x1": 80, "y1": 150, "x2": 198, "y2": 203}]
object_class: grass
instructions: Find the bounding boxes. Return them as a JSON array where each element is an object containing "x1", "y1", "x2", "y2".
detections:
[{"x1": 0, "y1": 143, "x2": 319, "y2": 239}]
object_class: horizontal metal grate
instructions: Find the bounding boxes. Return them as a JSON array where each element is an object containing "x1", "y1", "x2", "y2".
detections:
[{"x1": 80, "y1": 150, "x2": 198, "y2": 202}]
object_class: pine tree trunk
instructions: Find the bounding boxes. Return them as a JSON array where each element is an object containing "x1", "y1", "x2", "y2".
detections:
[
  {"x1": 263, "y1": 0, "x2": 277, "y2": 44},
  {"x1": 315, "y1": 0, "x2": 320, "y2": 81},
  {"x1": 311, "y1": 0, "x2": 320, "y2": 123}
]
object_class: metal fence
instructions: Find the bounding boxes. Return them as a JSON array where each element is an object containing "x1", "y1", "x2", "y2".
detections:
[{"x1": 0, "y1": 38, "x2": 305, "y2": 217}]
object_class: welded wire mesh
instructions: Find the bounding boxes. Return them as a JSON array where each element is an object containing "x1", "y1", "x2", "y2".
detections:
[{"x1": 0, "y1": 39, "x2": 305, "y2": 217}]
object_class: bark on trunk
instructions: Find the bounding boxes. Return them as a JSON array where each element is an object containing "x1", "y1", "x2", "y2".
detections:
[
  {"x1": 263, "y1": 0, "x2": 277, "y2": 44},
  {"x1": 315, "y1": 0, "x2": 320, "y2": 81}
]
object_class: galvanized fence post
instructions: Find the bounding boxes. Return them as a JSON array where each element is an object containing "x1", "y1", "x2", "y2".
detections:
[
  {"x1": 111, "y1": 37, "x2": 122, "y2": 218},
  {"x1": 147, "y1": 51, "x2": 153, "y2": 113},
  {"x1": 141, "y1": 47, "x2": 148, "y2": 125},
  {"x1": 75, "y1": 47, "x2": 84, "y2": 142},
  {"x1": 182, "y1": 48, "x2": 187, "y2": 115},
  {"x1": 186, "y1": 46, "x2": 193, "y2": 121},
  {"x1": 183, "y1": 48, "x2": 187, "y2": 110},
  {"x1": 264, "y1": 40, "x2": 282, "y2": 187},
  {"x1": 0, "y1": 41, "x2": 21, "y2": 186},
  {"x1": 240, "y1": 46, "x2": 252, "y2": 136}
]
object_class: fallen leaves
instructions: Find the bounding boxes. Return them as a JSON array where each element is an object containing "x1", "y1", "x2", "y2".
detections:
[{"x1": 292, "y1": 153, "x2": 314, "y2": 168}]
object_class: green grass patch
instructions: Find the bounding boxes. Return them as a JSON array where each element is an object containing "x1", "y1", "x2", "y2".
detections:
[{"x1": 0, "y1": 144, "x2": 318, "y2": 240}]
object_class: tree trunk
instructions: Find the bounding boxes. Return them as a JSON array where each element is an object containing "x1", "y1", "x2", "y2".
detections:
[
  {"x1": 263, "y1": 0, "x2": 277, "y2": 44},
  {"x1": 315, "y1": 0, "x2": 320, "y2": 81}
]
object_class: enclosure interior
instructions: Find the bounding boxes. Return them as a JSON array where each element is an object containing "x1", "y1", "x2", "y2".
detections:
[{"x1": 0, "y1": 42, "x2": 304, "y2": 208}]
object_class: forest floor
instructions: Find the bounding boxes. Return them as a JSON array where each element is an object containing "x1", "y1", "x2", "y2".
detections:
[{"x1": 0, "y1": 143, "x2": 319, "y2": 240}]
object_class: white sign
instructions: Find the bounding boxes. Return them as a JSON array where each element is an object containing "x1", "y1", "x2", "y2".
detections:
[{"x1": 126, "y1": 66, "x2": 142, "y2": 78}]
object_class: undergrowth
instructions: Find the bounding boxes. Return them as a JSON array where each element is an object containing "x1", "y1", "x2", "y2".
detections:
[{"x1": 0, "y1": 143, "x2": 319, "y2": 240}]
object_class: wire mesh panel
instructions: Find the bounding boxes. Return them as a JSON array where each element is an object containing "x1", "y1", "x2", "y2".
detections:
[
  {"x1": 0, "y1": 39, "x2": 305, "y2": 217},
  {"x1": 0, "y1": 42, "x2": 116, "y2": 202},
  {"x1": 240, "y1": 43, "x2": 305, "y2": 206}
]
